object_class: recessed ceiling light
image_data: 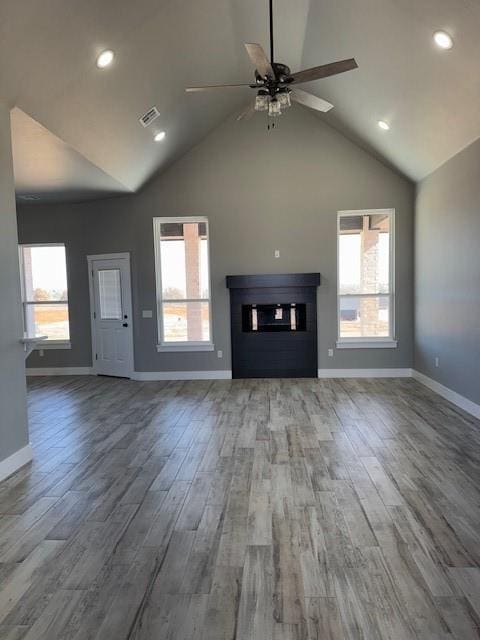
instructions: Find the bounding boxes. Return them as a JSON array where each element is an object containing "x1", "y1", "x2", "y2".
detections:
[
  {"x1": 96, "y1": 49, "x2": 115, "y2": 68},
  {"x1": 154, "y1": 131, "x2": 166, "y2": 142},
  {"x1": 433, "y1": 30, "x2": 453, "y2": 50},
  {"x1": 378, "y1": 120, "x2": 390, "y2": 131}
]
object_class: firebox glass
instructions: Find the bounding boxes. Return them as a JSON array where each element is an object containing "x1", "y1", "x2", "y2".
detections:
[{"x1": 242, "y1": 304, "x2": 306, "y2": 332}]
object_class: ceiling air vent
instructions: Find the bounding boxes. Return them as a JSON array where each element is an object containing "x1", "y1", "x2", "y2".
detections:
[{"x1": 139, "y1": 106, "x2": 160, "y2": 128}]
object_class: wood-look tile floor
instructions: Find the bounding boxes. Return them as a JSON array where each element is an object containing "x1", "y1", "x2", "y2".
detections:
[{"x1": 0, "y1": 376, "x2": 479, "y2": 639}]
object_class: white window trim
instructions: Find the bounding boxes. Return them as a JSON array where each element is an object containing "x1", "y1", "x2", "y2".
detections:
[
  {"x1": 336, "y1": 338, "x2": 398, "y2": 349},
  {"x1": 336, "y1": 209, "x2": 396, "y2": 349},
  {"x1": 153, "y1": 216, "x2": 214, "y2": 351},
  {"x1": 156, "y1": 343, "x2": 214, "y2": 353},
  {"x1": 19, "y1": 243, "x2": 71, "y2": 349},
  {"x1": 37, "y1": 341, "x2": 72, "y2": 350}
]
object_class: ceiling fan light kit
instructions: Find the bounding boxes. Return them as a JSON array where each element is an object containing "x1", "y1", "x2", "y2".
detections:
[
  {"x1": 186, "y1": 0, "x2": 358, "y2": 125},
  {"x1": 254, "y1": 85, "x2": 291, "y2": 116},
  {"x1": 277, "y1": 91, "x2": 291, "y2": 108},
  {"x1": 255, "y1": 92, "x2": 269, "y2": 112},
  {"x1": 268, "y1": 98, "x2": 282, "y2": 117}
]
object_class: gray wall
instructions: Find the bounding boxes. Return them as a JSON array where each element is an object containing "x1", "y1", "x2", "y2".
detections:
[
  {"x1": 18, "y1": 106, "x2": 414, "y2": 373},
  {"x1": 0, "y1": 105, "x2": 29, "y2": 463},
  {"x1": 415, "y1": 138, "x2": 480, "y2": 404}
]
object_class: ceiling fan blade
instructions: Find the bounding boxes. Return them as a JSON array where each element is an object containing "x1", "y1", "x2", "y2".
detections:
[
  {"x1": 290, "y1": 58, "x2": 358, "y2": 84},
  {"x1": 237, "y1": 101, "x2": 256, "y2": 122},
  {"x1": 291, "y1": 88, "x2": 334, "y2": 113},
  {"x1": 244, "y1": 43, "x2": 274, "y2": 78},
  {"x1": 186, "y1": 83, "x2": 254, "y2": 92}
]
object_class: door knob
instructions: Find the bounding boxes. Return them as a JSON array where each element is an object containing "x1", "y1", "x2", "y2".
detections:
[{"x1": 122, "y1": 323, "x2": 128, "y2": 327}]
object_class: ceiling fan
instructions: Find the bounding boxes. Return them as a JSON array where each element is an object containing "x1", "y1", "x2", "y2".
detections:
[{"x1": 186, "y1": 0, "x2": 358, "y2": 121}]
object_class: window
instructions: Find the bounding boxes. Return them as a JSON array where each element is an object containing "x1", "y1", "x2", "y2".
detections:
[
  {"x1": 19, "y1": 244, "x2": 70, "y2": 344},
  {"x1": 153, "y1": 217, "x2": 212, "y2": 350},
  {"x1": 98, "y1": 269, "x2": 122, "y2": 319},
  {"x1": 337, "y1": 210, "x2": 396, "y2": 348}
]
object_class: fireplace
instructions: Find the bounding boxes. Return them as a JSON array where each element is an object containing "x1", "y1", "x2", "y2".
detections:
[{"x1": 226, "y1": 273, "x2": 321, "y2": 378}]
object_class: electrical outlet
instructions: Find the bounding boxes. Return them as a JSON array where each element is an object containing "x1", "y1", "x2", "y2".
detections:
[
  {"x1": 435, "y1": 356, "x2": 439, "y2": 368},
  {"x1": 142, "y1": 310, "x2": 153, "y2": 318},
  {"x1": 328, "y1": 348, "x2": 334, "y2": 357},
  {"x1": 217, "y1": 350, "x2": 223, "y2": 359},
  {"x1": 274, "y1": 249, "x2": 280, "y2": 258}
]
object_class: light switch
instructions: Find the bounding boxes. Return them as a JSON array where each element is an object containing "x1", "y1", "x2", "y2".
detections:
[
  {"x1": 142, "y1": 310, "x2": 153, "y2": 318},
  {"x1": 274, "y1": 250, "x2": 280, "y2": 258}
]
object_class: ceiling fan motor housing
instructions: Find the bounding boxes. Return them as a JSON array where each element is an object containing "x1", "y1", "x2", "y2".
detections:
[
  {"x1": 255, "y1": 62, "x2": 293, "y2": 99},
  {"x1": 255, "y1": 62, "x2": 291, "y2": 84},
  {"x1": 272, "y1": 62, "x2": 292, "y2": 83}
]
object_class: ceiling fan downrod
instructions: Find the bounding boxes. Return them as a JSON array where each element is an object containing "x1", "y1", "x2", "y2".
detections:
[{"x1": 269, "y1": 0, "x2": 274, "y2": 64}]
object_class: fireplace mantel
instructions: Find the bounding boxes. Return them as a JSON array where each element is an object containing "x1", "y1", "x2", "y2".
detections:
[{"x1": 226, "y1": 273, "x2": 321, "y2": 289}]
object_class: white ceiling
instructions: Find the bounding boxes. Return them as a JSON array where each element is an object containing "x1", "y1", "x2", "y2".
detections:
[{"x1": 3, "y1": 0, "x2": 480, "y2": 201}]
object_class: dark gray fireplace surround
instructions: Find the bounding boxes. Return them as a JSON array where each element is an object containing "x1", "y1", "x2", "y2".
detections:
[{"x1": 226, "y1": 273, "x2": 321, "y2": 378}]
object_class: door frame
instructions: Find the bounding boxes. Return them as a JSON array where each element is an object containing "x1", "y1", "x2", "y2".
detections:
[{"x1": 87, "y1": 252, "x2": 134, "y2": 378}]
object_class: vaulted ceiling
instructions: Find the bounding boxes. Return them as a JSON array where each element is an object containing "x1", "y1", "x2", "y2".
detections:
[{"x1": 3, "y1": 0, "x2": 480, "y2": 202}]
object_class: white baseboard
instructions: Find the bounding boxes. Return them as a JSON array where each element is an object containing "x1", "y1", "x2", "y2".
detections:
[
  {"x1": 26, "y1": 367, "x2": 411, "y2": 381},
  {"x1": 26, "y1": 367, "x2": 93, "y2": 376},
  {"x1": 0, "y1": 444, "x2": 33, "y2": 483},
  {"x1": 412, "y1": 370, "x2": 480, "y2": 420},
  {"x1": 132, "y1": 370, "x2": 233, "y2": 381},
  {"x1": 318, "y1": 368, "x2": 413, "y2": 378}
]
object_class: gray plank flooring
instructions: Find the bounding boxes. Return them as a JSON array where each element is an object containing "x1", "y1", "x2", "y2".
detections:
[{"x1": 0, "y1": 375, "x2": 479, "y2": 639}]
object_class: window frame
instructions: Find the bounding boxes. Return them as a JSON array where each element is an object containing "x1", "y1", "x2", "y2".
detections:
[
  {"x1": 153, "y1": 216, "x2": 214, "y2": 352},
  {"x1": 336, "y1": 209, "x2": 397, "y2": 349},
  {"x1": 18, "y1": 242, "x2": 71, "y2": 349}
]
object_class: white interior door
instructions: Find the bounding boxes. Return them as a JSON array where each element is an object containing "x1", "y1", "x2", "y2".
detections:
[{"x1": 88, "y1": 253, "x2": 134, "y2": 378}]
